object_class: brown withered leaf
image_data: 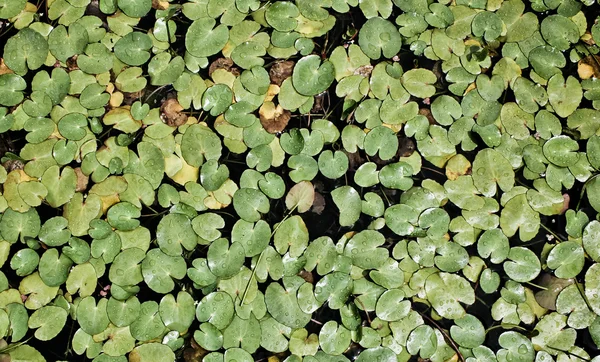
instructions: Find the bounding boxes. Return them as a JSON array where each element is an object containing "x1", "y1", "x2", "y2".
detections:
[
  {"x1": 311, "y1": 191, "x2": 325, "y2": 215},
  {"x1": 259, "y1": 101, "x2": 290, "y2": 134},
  {"x1": 397, "y1": 137, "x2": 415, "y2": 157},
  {"x1": 74, "y1": 167, "x2": 89, "y2": 192},
  {"x1": 298, "y1": 270, "x2": 314, "y2": 284},
  {"x1": 345, "y1": 150, "x2": 363, "y2": 171},
  {"x1": 161, "y1": 98, "x2": 188, "y2": 127},
  {"x1": 0, "y1": 59, "x2": 12, "y2": 75},
  {"x1": 67, "y1": 55, "x2": 79, "y2": 71},
  {"x1": 312, "y1": 93, "x2": 326, "y2": 113},
  {"x1": 208, "y1": 58, "x2": 239, "y2": 77},
  {"x1": 269, "y1": 60, "x2": 294, "y2": 86},
  {"x1": 534, "y1": 273, "x2": 574, "y2": 310},
  {"x1": 152, "y1": 0, "x2": 169, "y2": 10},
  {"x1": 560, "y1": 193, "x2": 570, "y2": 215},
  {"x1": 419, "y1": 108, "x2": 436, "y2": 125},
  {"x1": 184, "y1": 338, "x2": 208, "y2": 362},
  {"x1": 354, "y1": 64, "x2": 373, "y2": 77},
  {"x1": 578, "y1": 55, "x2": 600, "y2": 80},
  {"x1": 3, "y1": 160, "x2": 23, "y2": 173},
  {"x1": 122, "y1": 90, "x2": 144, "y2": 106}
]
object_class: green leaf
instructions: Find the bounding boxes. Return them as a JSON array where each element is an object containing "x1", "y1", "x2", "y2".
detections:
[
  {"x1": 406, "y1": 325, "x2": 437, "y2": 359},
  {"x1": 207, "y1": 238, "x2": 245, "y2": 278},
  {"x1": 358, "y1": 17, "x2": 402, "y2": 59},
  {"x1": 0, "y1": 0, "x2": 26, "y2": 19},
  {"x1": 222, "y1": 314, "x2": 261, "y2": 353},
  {"x1": 472, "y1": 11, "x2": 503, "y2": 41},
  {"x1": 292, "y1": 55, "x2": 335, "y2": 96},
  {"x1": 129, "y1": 343, "x2": 175, "y2": 362},
  {"x1": 130, "y1": 301, "x2": 165, "y2": 341},
  {"x1": 274, "y1": 215, "x2": 309, "y2": 257},
  {"x1": 118, "y1": 0, "x2": 152, "y2": 17},
  {"x1": 0, "y1": 74, "x2": 26, "y2": 107},
  {"x1": 203, "y1": 84, "x2": 233, "y2": 116},
  {"x1": 364, "y1": 126, "x2": 399, "y2": 160},
  {"x1": 375, "y1": 289, "x2": 411, "y2": 321},
  {"x1": 38, "y1": 248, "x2": 72, "y2": 287},
  {"x1": 540, "y1": 15, "x2": 579, "y2": 51},
  {"x1": 77, "y1": 296, "x2": 110, "y2": 335},
  {"x1": 503, "y1": 247, "x2": 541, "y2": 283},
  {"x1": 344, "y1": 230, "x2": 387, "y2": 269},
  {"x1": 425, "y1": 272, "x2": 475, "y2": 320},
  {"x1": 148, "y1": 53, "x2": 184, "y2": 86},
  {"x1": 260, "y1": 317, "x2": 290, "y2": 353},
  {"x1": 318, "y1": 150, "x2": 348, "y2": 179},
  {"x1": 233, "y1": 188, "x2": 270, "y2": 222},
  {"x1": 156, "y1": 213, "x2": 197, "y2": 256},
  {"x1": 585, "y1": 263, "x2": 600, "y2": 315},
  {"x1": 450, "y1": 314, "x2": 485, "y2": 349},
  {"x1": 77, "y1": 43, "x2": 114, "y2": 75},
  {"x1": 196, "y1": 291, "x2": 234, "y2": 330},
  {"x1": 548, "y1": 74, "x2": 582, "y2": 118},
  {"x1": 186, "y1": 18, "x2": 229, "y2": 57},
  {"x1": 8, "y1": 345, "x2": 46, "y2": 362},
  {"x1": 319, "y1": 321, "x2": 351, "y2": 355},
  {"x1": 3, "y1": 28, "x2": 48, "y2": 75},
  {"x1": 48, "y1": 24, "x2": 88, "y2": 63},
  {"x1": 266, "y1": 278, "x2": 311, "y2": 329},
  {"x1": 498, "y1": 331, "x2": 534, "y2": 362},
  {"x1": 331, "y1": 186, "x2": 361, "y2": 227},
  {"x1": 114, "y1": 32, "x2": 152, "y2": 66},
  {"x1": 109, "y1": 248, "x2": 145, "y2": 286},
  {"x1": 0, "y1": 208, "x2": 40, "y2": 244},
  {"x1": 265, "y1": 2, "x2": 300, "y2": 31},
  {"x1": 28, "y1": 306, "x2": 67, "y2": 341},
  {"x1": 401, "y1": 69, "x2": 436, "y2": 98},
  {"x1": 500, "y1": 193, "x2": 540, "y2": 241},
  {"x1": 142, "y1": 249, "x2": 186, "y2": 293}
]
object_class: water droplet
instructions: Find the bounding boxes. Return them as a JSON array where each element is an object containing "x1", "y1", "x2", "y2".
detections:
[
  {"x1": 379, "y1": 32, "x2": 391, "y2": 41},
  {"x1": 518, "y1": 344, "x2": 528, "y2": 354}
]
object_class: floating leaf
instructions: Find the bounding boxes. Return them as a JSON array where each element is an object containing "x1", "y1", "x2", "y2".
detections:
[
  {"x1": 359, "y1": 17, "x2": 402, "y2": 59},
  {"x1": 3, "y1": 28, "x2": 48, "y2": 75},
  {"x1": 292, "y1": 55, "x2": 335, "y2": 96},
  {"x1": 331, "y1": 186, "x2": 361, "y2": 227}
]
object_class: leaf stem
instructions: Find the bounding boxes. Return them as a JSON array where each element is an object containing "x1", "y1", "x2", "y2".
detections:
[
  {"x1": 524, "y1": 281, "x2": 548, "y2": 291},
  {"x1": 576, "y1": 173, "x2": 600, "y2": 210},
  {"x1": 239, "y1": 204, "x2": 298, "y2": 306},
  {"x1": 539, "y1": 223, "x2": 563, "y2": 243},
  {"x1": 484, "y1": 323, "x2": 530, "y2": 334},
  {"x1": 416, "y1": 309, "x2": 465, "y2": 362}
]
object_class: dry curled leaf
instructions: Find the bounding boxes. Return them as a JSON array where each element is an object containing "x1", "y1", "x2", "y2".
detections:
[
  {"x1": 208, "y1": 57, "x2": 239, "y2": 77},
  {"x1": 560, "y1": 193, "x2": 570, "y2": 215},
  {"x1": 122, "y1": 90, "x2": 144, "y2": 105},
  {"x1": 354, "y1": 64, "x2": 373, "y2": 77},
  {"x1": 3, "y1": 159, "x2": 23, "y2": 173},
  {"x1": 161, "y1": 98, "x2": 188, "y2": 127},
  {"x1": 109, "y1": 91, "x2": 124, "y2": 108},
  {"x1": 152, "y1": 0, "x2": 170, "y2": 10},
  {"x1": 0, "y1": 59, "x2": 12, "y2": 75},
  {"x1": 298, "y1": 270, "x2": 314, "y2": 284},
  {"x1": 259, "y1": 101, "x2": 290, "y2": 134},
  {"x1": 66, "y1": 55, "x2": 79, "y2": 71},
  {"x1": 269, "y1": 60, "x2": 295, "y2": 86},
  {"x1": 577, "y1": 55, "x2": 600, "y2": 80},
  {"x1": 74, "y1": 167, "x2": 89, "y2": 192},
  {"x1": 398, "y1": 137, "x2": 416, "y2": 157},
  {"x1": 419, "y1": 108, "x2": 436, "y2": 125},
  {"x1": 311, "y1": 191, "x2": 325, "y2": 215}
]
